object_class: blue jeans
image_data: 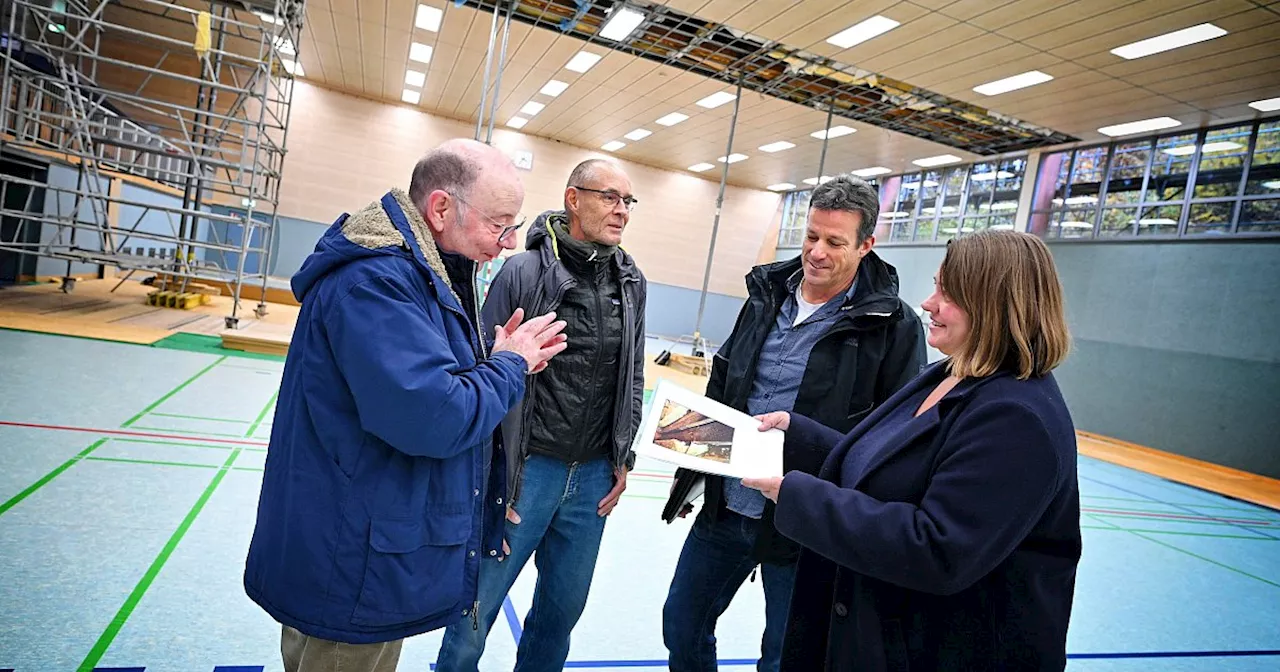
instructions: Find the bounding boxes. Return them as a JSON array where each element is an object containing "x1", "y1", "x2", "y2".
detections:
[
  {"x1": 663, "y1": 509, "x2": 797, "y2": 672},
  {"x1": 436, "y1": 453, "x2": 614, "y2": 672}
]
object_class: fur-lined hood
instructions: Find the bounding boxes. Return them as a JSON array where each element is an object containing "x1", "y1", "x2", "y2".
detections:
[{"x1": 291, "y1": 188, "x2": 460, "y2": 306}]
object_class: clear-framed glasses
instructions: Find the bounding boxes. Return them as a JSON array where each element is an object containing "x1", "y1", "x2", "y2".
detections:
[
  {"x1": 570, "y1": 185, "x2": 639, "y2": 212},
  {"x1": 449, "y1": 191, "x2": 525, "y2": 242}
]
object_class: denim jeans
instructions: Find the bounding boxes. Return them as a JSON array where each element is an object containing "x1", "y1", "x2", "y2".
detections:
[
  {"x1": 663, "y1": 508, "x2": 797, "y2": 672},
  {"x1": 436, "y1": 453, "x2": 614, "y2": 672}
]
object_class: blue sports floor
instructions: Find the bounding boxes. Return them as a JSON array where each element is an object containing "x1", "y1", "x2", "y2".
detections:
[{"x1": 1, "y1": 329, "x2": 1278, "y2": 671}]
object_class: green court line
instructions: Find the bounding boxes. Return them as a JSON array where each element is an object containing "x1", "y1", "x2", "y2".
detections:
[
  {"x1": 1082, "y1": 494, "x2": 1274, "y2": 514},
  {"x1": 246, "y1": 390, "x2": 279, "y2": 438},
  {"x1": 108, "y1": 437, "x2": 266, "y2": 452},
  {"x1": 129, "y1": 425, "x2": 245, "y2": 439},
  {"x1": 84, "y1": 456, "x2": 218, "y2": 469},
  {"x1": 1085, "y1": 514, "x2": 1280, "y2": 588},
  {"x1": 1081, "y1": 525, "x2": 1278, "y2": 540},
  {"x1": 1087, "y1": 511, "x2": 1276, "y2": 529},
  {"x1": 77, "y1": 447, "x2": 242, "y2": 672},
  {"x1": 120, "y1": 356, "x2": 228, "y2": 428},
  {"x1": 147, "y1": 411, "x2": 252, "y2": 425},
  {"x1": 232, "y1": 466, "x2": 265, "y2": 472},
  {"x1": 0, "y1": 439, "x2": 108, "y2": 517}
]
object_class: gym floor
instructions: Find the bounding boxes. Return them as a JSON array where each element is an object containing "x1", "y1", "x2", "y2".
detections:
[{"x1": 1, "y1": 329, "x2": 1277, "y2": 671}]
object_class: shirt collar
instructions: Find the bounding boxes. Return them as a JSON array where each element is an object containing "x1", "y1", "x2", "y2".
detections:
[{"x1": 787, "y1": 267, "x2": 859, "y2": 304}]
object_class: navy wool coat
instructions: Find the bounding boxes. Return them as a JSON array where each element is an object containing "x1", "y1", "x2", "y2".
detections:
[{"x1": 774, "y1": 362, "x2": 1082, "y2": 671}]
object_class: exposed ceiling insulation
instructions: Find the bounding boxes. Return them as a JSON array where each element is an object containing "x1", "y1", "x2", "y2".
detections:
[{"x1": 458, "y1": 0, "x2": 1079, "y2": 155}]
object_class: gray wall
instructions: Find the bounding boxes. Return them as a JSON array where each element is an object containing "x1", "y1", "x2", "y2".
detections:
[{"x1": 879, "y1": 239, "x2": 1280, "y2": 478}]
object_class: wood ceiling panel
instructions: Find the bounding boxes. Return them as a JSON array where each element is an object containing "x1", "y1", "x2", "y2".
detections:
[
  {"x1": 879, "y1": 34, "x2": 1021, "y2": 81},
  {"x1": 918, "y1": 54, "x2": 1081, "y2": 98},
  {"x1": 1095, "y1": 24, "x2": 1280, "y2": 79},
  {"x1": 968, "y1": 0, "x2": 1072, "y2": 31},
  {"x1": 937, "y1": 0, "x2": 1021, "y2": 21},
  {"x1": 840, "y1": 11, "x2": 960, "y2": 65},
  {"x1": 305, "y1": 6, "x2": 338, "y2": 45},
  {"x1": 361, "y1": 21, "x2": 387, "y2": 64},
  {"x1": 388, "y1": 0, "x2": 416, "y2": 30},
  {"x1": 329, "y1": 0, "x2": 359, "y2": 19},
  {"x1": 1020, "y1": 0, "x2": 1203, "y2": 52},
  {"x1": 1045, "y1": 1, "x2": 1259, "y2": 61},
  {"x1": 435, "y1": 3, "x2": 481, "y2": 48},
  {"x1": 1123, "y1": 53, "x2": 1280, "y2": 93}
]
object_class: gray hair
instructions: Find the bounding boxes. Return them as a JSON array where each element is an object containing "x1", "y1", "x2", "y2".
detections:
[
  {"x1": 810, "y1": 176, "x2": 879, "y2": 243},
  {"x1": 408, "y1": 148, "x2": 481, "y2": 213}
]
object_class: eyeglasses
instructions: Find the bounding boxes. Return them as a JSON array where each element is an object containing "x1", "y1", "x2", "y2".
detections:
[
  {"x1": 571, "y1": 186, "x2": 639, "y2": 212},
  {"x1": 449, "y1": 191, "x2": 525, "y2": 243}
]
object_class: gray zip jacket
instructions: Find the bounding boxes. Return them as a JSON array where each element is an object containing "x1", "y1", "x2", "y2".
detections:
[{"x1": 480, "y1": 211, "x2": 647, "y2": 504}]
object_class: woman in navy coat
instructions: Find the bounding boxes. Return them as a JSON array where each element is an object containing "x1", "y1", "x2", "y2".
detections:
[{"x1": 745, "y1": 230, "x2": 1081, "y2": 671}]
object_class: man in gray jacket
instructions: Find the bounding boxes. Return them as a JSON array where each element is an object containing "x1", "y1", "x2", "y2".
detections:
[{"x1": 436, "y1": 158, "x2": 647, "y2": 672}]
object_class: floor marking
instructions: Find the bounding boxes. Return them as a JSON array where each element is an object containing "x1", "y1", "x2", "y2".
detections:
[
  {"x1": 148, "y1": 412, "x2": 253, "y2": 425},
  {"x1": 1086, "y1": 514, "x2": 1280, "y2": 588},
  {"x1": 245, "y1": 390, "x2": 279, "y2": 439},
  {"x1": 502, "y1": 595, "x2": 522, "y2": 643},
  {"x1": 0, "y1": 421, "x2": 268, "y2": 447},
  {"x1": 0, "y1": 438, "x2": 108, "y2": 517},
  {"x1": 77, "y1": 448, "x2": 243, "y2": 672},
  {"x1": 120, "y1": 356, "x2": 228, "y2": 428}
]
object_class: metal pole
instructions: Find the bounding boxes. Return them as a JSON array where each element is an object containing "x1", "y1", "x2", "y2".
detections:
[
  {"x1": 816, "y1": 97, "x2": 834, "y2": 181},
  {"x1": 692, "y1": 73, "x2": 744, "y2": 346},
  {"x1": 474, "y1": 5, "x2": 500, "y2": 141},
  {"x1": 484, "y1": 0, "x2": 514, "y2": 145}
]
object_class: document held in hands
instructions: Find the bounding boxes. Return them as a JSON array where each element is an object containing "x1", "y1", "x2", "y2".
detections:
[{"x1": 635, "y1": 379, "x2": 784, "y2": 479}]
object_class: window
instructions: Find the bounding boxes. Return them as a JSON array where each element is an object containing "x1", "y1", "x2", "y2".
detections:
[
  {"x1": 1028, "y1": 119, "x2": 1280, "y2": 241},
  {"x1": 777, "y1": 190, "x2": 810, "y2": 247}
]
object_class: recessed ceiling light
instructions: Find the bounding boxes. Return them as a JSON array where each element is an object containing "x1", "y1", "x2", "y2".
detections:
[
  {"x1": 599, "y1": 6, "x2": 645, "y2": 42},
  {"x1": 415, "y1": 4, "x2": 443, "y2": 32},
  {"x1": 401, "y1": 89, "x2": 421, "y2": 105},
  {"x1": 1097, "y1": 116, "x2": 1181, "y2": 137},
  {"x1": 826, "y1": 15, "x2": 900, "y2": 49},
  {"x1": 1110, "y1": 23, "x2": 1227, "y2": 60},
  {"x1": 718, "y1": 153, "x2": 747, "y2": 163},
  {"x1": 601, "y1": 140, "x2": 626, "y2": 152},
  {"x1": 913, "y1": 154, "x2": 962, "y2": 167},
  {"x1": 539, "y1": 80, "x2": 569, "y2": 97},
  {"x1": 1162, "y1": 141, "x2": 1242, "y2": 156},
  {"x1": 405, "y1": 70, "x2": 426, "y2": 87},
  {"x1": 1261, "y1": 180, "x2": 1280, "y2": 189},
  {"x1": 851, "y1": 166, "x2": 892, "y2": 177},
  {"x1": 758, "y1": 141, "x2": 795, "y2": 153},
  {"x1": 655, "y1": 112, "x2": 689, "y2": 126},
  {"x1": 409, "y1": 42, "x2": 433, "y2": 63},
  {"x1": 280, "y1": 58, "x2": 303, "y2": 77},
  {"x1": 970, "y1": 170, "x2": 1015, "y2": 181},
  {"x1": 565, "y1": 51, "x2": 602, "y2": 73},
  {"x1": 767, "y1": 183, "x2": 796, "y2": 191},
  {"x1": 880, "y1": 211, "x2": 911, "y2": 218},
  {"x1": 810, "y1": 126, "x2": 855, "y2": 140},
  {"x1": 1248, "y1": 97, "x2": 1280, "y2": 112},
  {"x1": 624, "y1": 128, "x2": 652, "y2": 141},
  {"x1": 973, "y1": 70, "x2": 1054, "y2": 96},
  {"x1": 688, "y1": 163, "x2": 715, "y2": 172},
  {"x1": 507, "y1": 116, "x2": 528, "y2": 129},
  {"x1": 803, "y1": 176, "x2": 832, "y2": 185},
  {"x1": 696, "y1": 91, "x2": 736, "y2": 108},
  {"x1": 519, "y1": 101, "x2": 545, "y2": 116}
]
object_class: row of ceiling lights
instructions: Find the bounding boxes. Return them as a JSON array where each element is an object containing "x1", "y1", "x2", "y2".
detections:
[{"x1": 401, "y1": 5, "x2": 444, "y2": 105}]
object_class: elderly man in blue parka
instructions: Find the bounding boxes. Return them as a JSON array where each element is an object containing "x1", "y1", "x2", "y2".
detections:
[{"x1": 244, "y1": 139, "x2": 568, "y2": 672}]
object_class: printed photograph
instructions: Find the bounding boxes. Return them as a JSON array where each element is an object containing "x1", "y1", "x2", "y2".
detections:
[{"x1": 653, "y1": 399, "x2": 735, "y2": 464}]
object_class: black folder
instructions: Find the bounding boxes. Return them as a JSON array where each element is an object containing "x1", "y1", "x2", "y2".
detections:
[{"x1": 661, "y1": 468, "x2": 706, "y2": 523}]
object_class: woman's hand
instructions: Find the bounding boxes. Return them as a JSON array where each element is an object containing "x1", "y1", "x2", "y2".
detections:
[
  {"x1": 755, "y1": 411, "x2": 790, "y2": 432},
  {"x1": 742, "y1": 476, "x2": 783, "y2": 502}
]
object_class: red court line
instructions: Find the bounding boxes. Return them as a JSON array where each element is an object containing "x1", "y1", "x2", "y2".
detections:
[{"x1": 0, "y1": 420, "x2": 269, "y2": 447}]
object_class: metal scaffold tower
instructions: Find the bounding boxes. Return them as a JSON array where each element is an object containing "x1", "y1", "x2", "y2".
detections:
[{"x1": 0, "y1": 0, "x2": 305, "y2": 328}]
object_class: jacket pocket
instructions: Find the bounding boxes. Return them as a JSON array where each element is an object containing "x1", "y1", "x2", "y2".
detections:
[{"x1": 350, "y1": 512, "x2": 471, "y2": 627}]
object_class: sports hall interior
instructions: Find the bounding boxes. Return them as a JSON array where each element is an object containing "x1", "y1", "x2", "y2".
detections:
[{"x1": 0, "y1": 0, "x2": 1277, "y2": 670}]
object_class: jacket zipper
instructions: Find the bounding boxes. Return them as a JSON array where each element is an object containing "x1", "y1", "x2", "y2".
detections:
[
  {"x1": 512, "y1": 276, "x2": 574, "y2": 505},
  {"x1": 586, "y1": 266, "x2": 606, "y2": 460}
]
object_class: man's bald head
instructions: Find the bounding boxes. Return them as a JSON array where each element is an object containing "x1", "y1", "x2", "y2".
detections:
[
  {"x1": 408, "y1": 138, "x2": 517, "y2": 213},
  {"x1": 413, "y1": 138, "x2": 526, "y2": 262}
]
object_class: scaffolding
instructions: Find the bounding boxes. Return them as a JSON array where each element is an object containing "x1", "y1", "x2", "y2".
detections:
[{"x1": 0, "y1": 0, "x2": 305, "y2": 328}]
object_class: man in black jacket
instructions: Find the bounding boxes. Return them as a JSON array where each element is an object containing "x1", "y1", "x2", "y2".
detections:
[
  {"x1": 436, "y1": 158, "x2": 647, "y2": 672},
  {"x1": 661, "y1": 176, "x2": 925, "y2": 672}
]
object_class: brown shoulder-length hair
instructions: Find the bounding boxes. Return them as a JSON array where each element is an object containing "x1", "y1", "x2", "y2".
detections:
[{"x1": 939, "y1": 230, "x2": 1070, "y2": 380}]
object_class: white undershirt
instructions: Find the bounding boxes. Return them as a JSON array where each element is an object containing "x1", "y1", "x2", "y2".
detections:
[{"x1": 793, "y1": 285, "x2": 824, "y2": 327}]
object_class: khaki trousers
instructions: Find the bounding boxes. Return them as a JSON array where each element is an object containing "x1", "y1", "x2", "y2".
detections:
[{"x1": 281, "y1": 624, "x2": 403, "y2": 672}]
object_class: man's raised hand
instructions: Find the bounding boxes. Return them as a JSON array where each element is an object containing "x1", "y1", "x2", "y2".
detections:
[{"x1": 493, "y1": 309, "x2": 568, "y2": 373}]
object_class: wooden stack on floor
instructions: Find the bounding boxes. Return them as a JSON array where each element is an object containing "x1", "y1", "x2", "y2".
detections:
[{"x1": 219, "y1": 320, "x2": 292, "y2": 357}]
